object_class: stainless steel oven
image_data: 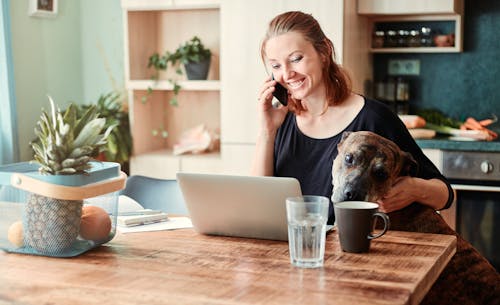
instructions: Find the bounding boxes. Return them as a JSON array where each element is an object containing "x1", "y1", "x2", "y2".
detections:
[{"x1": 442, "y1": 150, "x2": 500, "y2": 271}]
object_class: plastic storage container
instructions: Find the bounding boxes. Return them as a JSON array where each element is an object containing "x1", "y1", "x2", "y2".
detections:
[{"x1": 0, "y1": 161, "x2": 126, "y2": 257}]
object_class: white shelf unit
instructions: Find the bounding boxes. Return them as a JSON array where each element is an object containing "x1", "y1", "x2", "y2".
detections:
[{"x1": 122, "y1": 0, "x2": 222, "y2": 179}]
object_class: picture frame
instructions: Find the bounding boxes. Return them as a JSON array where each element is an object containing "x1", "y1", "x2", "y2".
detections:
[{"x1": 28, "y1": 0, "x2": 58, "y2": 18}]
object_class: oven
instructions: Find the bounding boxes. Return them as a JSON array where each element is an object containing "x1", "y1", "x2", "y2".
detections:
[{"x1": 441, "y1": 150, "x2": 500, "y2": 271}]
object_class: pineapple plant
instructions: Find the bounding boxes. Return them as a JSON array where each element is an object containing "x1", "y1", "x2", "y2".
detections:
[{"x1": 25, "y1": 96, "x2": 113, "y2": 254}]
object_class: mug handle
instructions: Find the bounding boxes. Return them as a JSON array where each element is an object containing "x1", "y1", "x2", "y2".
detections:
[{"x1": 368, "y1": 212, "x2": 390, "y2": 240}]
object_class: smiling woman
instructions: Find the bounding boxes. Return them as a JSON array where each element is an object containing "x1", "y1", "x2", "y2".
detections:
[{"x1": 0, "y1": 0, "x2": 19, "y2": 164}]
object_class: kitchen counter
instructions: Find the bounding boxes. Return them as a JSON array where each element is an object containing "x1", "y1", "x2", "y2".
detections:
[{"x1": 416, "y1": 138, "x2": 500, "y2": 152}]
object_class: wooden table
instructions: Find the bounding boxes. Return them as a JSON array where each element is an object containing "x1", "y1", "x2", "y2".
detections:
[{"x1": 0, "y1": 229, "x2": 456, "y2": 305}]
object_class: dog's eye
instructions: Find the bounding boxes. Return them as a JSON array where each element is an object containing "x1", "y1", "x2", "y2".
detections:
[
  {"x1": 344, "y1": 153, "x2": 354, "y2": 165},
  {"x1": 373, "y1": 168, "x2": 388, "y2": 181}
]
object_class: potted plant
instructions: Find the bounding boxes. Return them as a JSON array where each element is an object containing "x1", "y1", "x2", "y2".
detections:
[
  {"x1": 24, "y1": 97, "x2": 117, "y2": 255},
  {"x1": 147, "y1": 35, "x2": 212, "y2": 106},
  {"x1": 78, "y1": 92, "x2": 133, "y2": 174}
]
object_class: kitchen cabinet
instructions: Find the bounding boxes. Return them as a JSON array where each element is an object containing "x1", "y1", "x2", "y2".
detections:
[
  {"x1": 123, "y1": 0, "x2": 371, "y2": 178},
  {"x1": 358, "y1": 0, "x2": 464, "y2": 53}
]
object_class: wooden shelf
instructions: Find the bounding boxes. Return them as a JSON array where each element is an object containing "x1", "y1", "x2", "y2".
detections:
[
  {"x1": 366, "y1": 14, "x2": 463, "y2": 53},
  {"x1": 357, "y1": 0, "x2": 462, "y2": 15},
  {"x1": 127, "y1": 80, "x2": 220, "y2": 91},
  {"x1": 123, "y1": 0, "x2": 222, "y2": 178},
  {"x1": 130, "y1": 149, "x2": 222, "y2": 179},
  {"x1": 371, "y1": 46, "x2": 459, "y2": 53}
]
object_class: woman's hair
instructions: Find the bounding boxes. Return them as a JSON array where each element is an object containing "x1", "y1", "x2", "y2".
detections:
[{"x1": 261, "y1": 11, "x2": 351, "y2": 113}]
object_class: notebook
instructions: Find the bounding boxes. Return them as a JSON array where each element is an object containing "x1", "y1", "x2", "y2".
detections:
[{"x1": 176, "y1": 172, "x2": 303, "y2": 241}]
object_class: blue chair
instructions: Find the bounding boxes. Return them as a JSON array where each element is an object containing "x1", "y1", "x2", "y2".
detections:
[{"x1": 120, "y1": 175, "x2": 188, "y2": 215}]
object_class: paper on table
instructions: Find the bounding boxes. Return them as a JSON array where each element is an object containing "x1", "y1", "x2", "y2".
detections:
[{"x1": 117, "y1": 217, "x2": 193, "y2": 233}]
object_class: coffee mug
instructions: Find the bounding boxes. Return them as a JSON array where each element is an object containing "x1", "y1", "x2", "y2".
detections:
[{"x1": 334, "y1": 201, "x2": 390, "y2": 253}]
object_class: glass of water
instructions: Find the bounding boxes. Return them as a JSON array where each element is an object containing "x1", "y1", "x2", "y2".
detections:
[{"x1": 286, "y1": 195, "x2": 329, "y2": 268}]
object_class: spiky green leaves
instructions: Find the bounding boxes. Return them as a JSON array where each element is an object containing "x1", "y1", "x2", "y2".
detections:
[{"x1": 32, "y1": 96, "x2": 115, "y2": 175}]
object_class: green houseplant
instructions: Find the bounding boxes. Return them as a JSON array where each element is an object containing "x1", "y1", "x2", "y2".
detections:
[
  {"x1": 145, "y1": 36, "x2": 212, "y2": 139},
  {"x1": 78, "y1": 92, "x2": 133, "y2": 174},
  {"x1": 26, "y1": 97, "x2": 114, "y2": 254},
  {"x1": 147, "y1": 35, "x2": 212, "y2": 107}
]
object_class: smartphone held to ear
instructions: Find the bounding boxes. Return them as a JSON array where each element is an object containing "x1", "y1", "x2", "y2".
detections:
[{"x1": 271, "y1": 74, "x2": 288, "y2": 107}]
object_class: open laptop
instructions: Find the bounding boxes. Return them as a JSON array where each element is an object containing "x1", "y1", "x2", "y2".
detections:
[{"x1": 176, "y1": 172, "x2": 302, "y2": 241}]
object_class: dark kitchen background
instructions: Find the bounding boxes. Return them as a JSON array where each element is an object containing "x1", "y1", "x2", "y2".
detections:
[{"x1": 372, "y1": 0, "x2": 499, "y2": 133}]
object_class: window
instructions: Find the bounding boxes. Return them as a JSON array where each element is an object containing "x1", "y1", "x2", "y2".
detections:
[{"x1": 0, "y1": 0, "x2": 19, "y2": 164}]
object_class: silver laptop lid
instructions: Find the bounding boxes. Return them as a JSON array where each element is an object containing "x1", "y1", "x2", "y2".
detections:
[{"x1": 176, "y1": 173, "x2": 302, "y2": 241}]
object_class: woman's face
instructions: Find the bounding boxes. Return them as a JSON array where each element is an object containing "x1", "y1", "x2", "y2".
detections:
[{"x1": 265, "y1": 31, "x2": 325, "y2": 101}]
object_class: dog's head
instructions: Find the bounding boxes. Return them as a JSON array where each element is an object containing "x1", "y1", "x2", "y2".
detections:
[{"x1": 331, "y1": 131, "x2": 417, "y2": 203}]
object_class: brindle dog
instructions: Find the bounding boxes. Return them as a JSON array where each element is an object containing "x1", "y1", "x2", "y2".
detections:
[{"x1": 332, "y1": 131, "x2": 500, "y2": 305}]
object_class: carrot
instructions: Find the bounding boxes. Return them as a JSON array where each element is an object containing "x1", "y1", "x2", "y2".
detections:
[
  {"x1": 480, "y1": 119, "x2": 494, "y2": 127},
  {"x1": 464, "y1": 117, "x2": 484, "y2": 130},
  {"x1": 479, "y1": 114, "x2": 498, "y2": 127}
]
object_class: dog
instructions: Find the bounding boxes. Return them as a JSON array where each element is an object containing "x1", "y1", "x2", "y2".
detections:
[{"x1": 331, "y1": 131, "x2": 500, "y2": 305}]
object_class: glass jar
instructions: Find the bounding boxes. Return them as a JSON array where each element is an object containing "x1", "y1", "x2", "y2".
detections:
[
  {"x1": 385, "y1": 30, "x2": 398, "y2": 48},
  {"x1": 397, "y1": 30, "x2": 409, "y2": 47},
  {"x1": 420, "y1": 27, "x2": 433, "y2": 47},
  {"x1": 408, "y1": 30, "x2": 421, "y2": 47},
  {"x1": 395, "y1": 77, "x2": 410, "y2": 115},
  {"x1": 372, "y1": 31, "x2": 385, "y2": 48}
]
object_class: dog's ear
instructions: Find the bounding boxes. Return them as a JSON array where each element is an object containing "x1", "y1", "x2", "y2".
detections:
[
  {"x1": 338, "y1": 131, "x2": 352, "y2": 146},
  {"x1": 399, "y1": 151, "x2": 418, "y2": 176}
]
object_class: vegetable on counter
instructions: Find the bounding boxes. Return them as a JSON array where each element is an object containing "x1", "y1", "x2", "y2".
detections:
[
  {"x1": 416, "y1": 109, "x2": 462, "y2": 128},
  {"x1": 414, "y1": 109, "x2": 498, "y2": 141},
  {"x1": 460, "y1": 115, "x2": 498, "y2": 141}
]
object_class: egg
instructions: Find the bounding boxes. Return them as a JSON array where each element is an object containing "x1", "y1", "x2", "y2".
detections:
[
  {"x1": 80, "y1": 206, "x2": 112, "y2": 241},
  {"x1": 8, "y1": 220, "x2": 24, "y2": 248}
]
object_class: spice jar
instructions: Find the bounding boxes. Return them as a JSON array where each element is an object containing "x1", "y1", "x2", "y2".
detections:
[
  {"x1": 372, "y1": 31, "x2": 385, "y2": 48},
  {"x1": 395, "y1": 77, "x2": 410, "y2": 115},
  {"x1": 385, "y1": 30, "x2": 398, "y2": 48},
  {"x1": 408, "y1": 30, "x2": 421, "y2": 47},
  {"x1": 397, "y1": 30, "x2": 409, "y2": 47},
  {"x1": 420, "y1": 27, "x2": 433, "y2": 46}
]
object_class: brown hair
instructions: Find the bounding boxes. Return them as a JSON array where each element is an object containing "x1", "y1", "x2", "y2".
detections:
[{"x1": 261, "y1": 11, "x2": 351, "y2": 113}]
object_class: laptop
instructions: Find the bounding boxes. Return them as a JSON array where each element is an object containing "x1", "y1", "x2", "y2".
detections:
[{"x1": 176, "y1": 172, "x2": 302, "y2": 241}]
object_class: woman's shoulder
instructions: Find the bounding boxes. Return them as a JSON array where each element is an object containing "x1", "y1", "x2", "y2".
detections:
[
  {"x1": 361, "y1": 97, "x2": 397, "y2": 120},
  {"x1": 350, "y1": 95, "x2": 406, "y2": 133}
]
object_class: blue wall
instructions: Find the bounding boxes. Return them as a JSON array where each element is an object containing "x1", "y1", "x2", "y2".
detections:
[{"x1": 373, "y1": 0, "x2": 500, "y2": 131}]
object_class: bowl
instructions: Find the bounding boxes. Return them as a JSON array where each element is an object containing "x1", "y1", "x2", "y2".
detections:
[{"x1": 434, "y1": 34, "x2": 455, "y2": 47}]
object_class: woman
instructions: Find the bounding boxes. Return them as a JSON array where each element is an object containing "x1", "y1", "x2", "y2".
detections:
[{"x1": 251, "y1": 11, "x2": 453, "y2": 225}]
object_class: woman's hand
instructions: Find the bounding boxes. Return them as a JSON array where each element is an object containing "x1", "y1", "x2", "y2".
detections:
[
  {"x1": 377, "y1": 176, "x2": 450, "y2": 213},
  {"x1": 377, "y1": 176, "x2": 417, "y2": 213},
  {"x1": 257, "y1": 76, "x2": 288, "y2": 135}
]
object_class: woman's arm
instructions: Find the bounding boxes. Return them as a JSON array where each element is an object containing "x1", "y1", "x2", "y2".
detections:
[
  {"x1": 251, "y1": 130, "x2": 276, "y2": 176},
  {"x1": 251, "y1": 77, "x2": 289, "y2": 176}
]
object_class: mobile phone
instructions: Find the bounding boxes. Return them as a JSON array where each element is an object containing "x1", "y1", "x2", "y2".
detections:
[{"x1": 271, "y1": 74, "x2": 288, "y2": 106}]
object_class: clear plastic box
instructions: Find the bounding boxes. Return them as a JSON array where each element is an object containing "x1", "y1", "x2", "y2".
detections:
[{"x1": 0, "y1": 161, "x2": 126, "y2": 257}]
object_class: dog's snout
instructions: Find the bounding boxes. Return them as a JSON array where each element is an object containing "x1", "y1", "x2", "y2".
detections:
[{"x1": 343, "y1": 186, "x2": 359, "y2": 201}]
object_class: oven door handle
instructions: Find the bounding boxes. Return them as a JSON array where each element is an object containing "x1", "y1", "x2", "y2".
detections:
[{"x1": 452, "y1": 184, "x2": 500, "y2": 192}]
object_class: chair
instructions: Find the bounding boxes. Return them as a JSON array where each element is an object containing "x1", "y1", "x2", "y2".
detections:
[{"x1": 120, "y1": 175, "x2": 188, "y2": 215}]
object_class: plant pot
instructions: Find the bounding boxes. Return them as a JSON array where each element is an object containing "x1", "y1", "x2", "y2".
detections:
[{"x1": 184, "y1": 57, "x2": 211, "y2": 80}]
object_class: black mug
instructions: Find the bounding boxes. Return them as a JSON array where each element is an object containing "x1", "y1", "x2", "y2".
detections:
[{"x1": 334, "y1": 201, "x2": 390, "y2": 253}]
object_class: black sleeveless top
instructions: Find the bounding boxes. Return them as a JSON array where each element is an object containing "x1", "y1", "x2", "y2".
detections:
[{"x1": 273, "y1": 97, "x2": 453, "y2": 224}]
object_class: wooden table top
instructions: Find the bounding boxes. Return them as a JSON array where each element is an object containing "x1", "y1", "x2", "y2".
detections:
[{"x1": 0, "y1": 229, "x2": 456, "y2": 305}]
